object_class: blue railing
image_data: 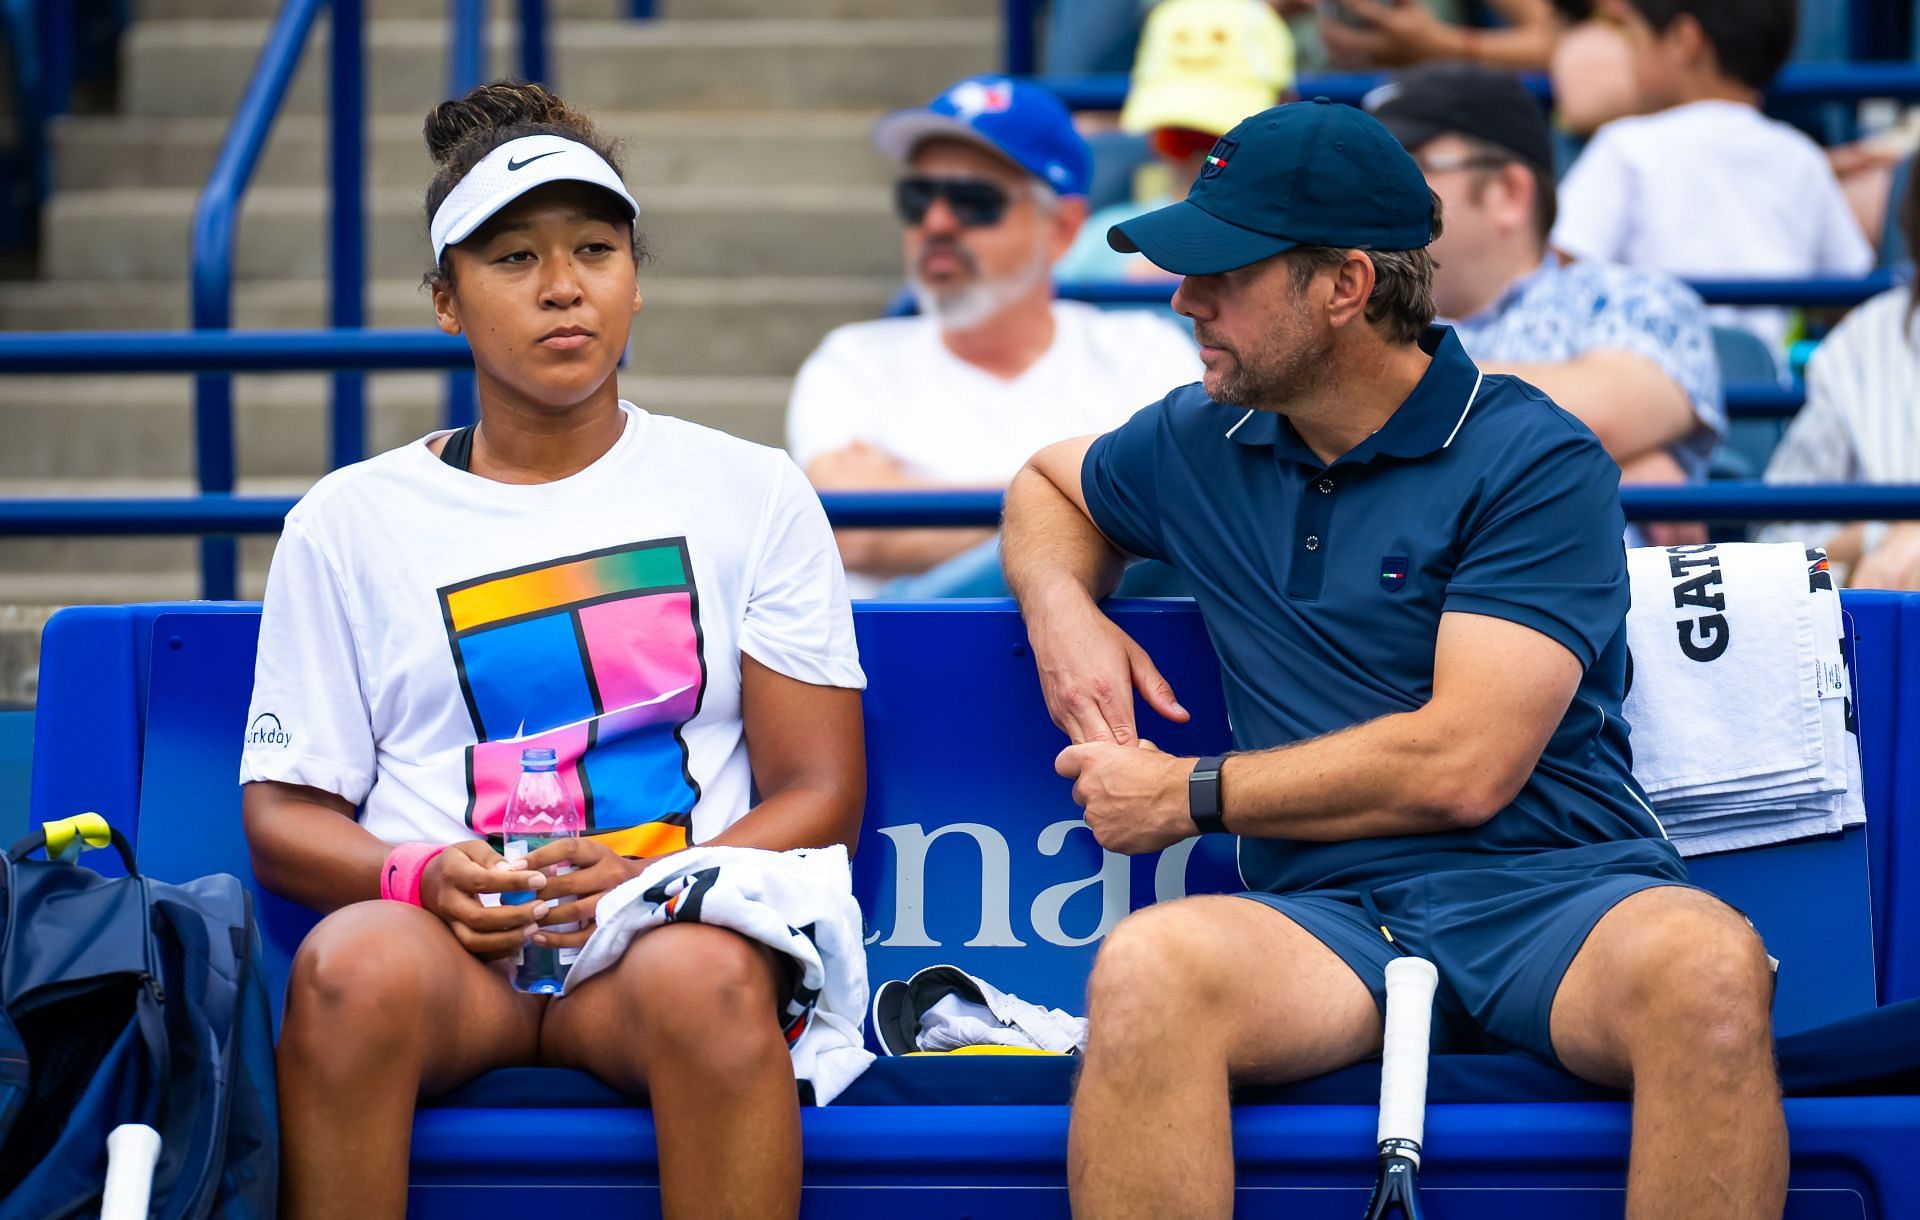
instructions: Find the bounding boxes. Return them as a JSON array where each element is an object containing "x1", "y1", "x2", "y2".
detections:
[
  {"x1": 190, "y1": 0, "x2": 346, "y2": 602},
  {"x1": 1034, "y1": 274, "x2": 1902, "y2": 312},
  {"x1": 3, "y1": 486, "x2": 1919, "y2": 537},
  {"x1": 0, "y1": 329, "x2": 474, "y2": 374},
  {"x1": 1028, "y1": 63, "x2": 1920, "y2": 112},
  {"x1": 1001, "y1": 0, "x2": 1920, "y2": 105}
]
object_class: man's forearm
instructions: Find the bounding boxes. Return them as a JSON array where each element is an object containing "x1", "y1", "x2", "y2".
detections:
[
  {"x1": 1217, "y1": 710, "x2": 1516, "y2": 841},
  {"x1": 836, "y1": 526, "x2": 997, "y2": 579},
  {"x1": 1002, "y1": 463, "x2": 1127, "y2": 611},
  {"x1": 1481, "y1": 351, "x2": 1695, "y2": 466}
]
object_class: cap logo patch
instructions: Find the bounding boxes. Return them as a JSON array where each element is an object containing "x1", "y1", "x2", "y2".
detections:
[
  {"x1": 946, "y1": 79, "x2": 1014, "y2": 120},
  {"x1": 1201, "y1": 137, "x2": 1237, "y2": 179},
  {"x1": 1380, "y1": 556, "x2": 1409, "y2": 592}
]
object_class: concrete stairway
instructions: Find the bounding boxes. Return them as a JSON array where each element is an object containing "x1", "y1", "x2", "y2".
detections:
[{"x1": 0, "y1": 0, "x2": 997, "y2": 703}]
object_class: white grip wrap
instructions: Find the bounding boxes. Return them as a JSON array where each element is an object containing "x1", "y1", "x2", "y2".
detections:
[
  {"x1": 1376, "y1": 956, "x2": 1439, "y2": 1163},
  {"x1": 102, "y1": 1123, "x2": 161, "y2": 1220}
]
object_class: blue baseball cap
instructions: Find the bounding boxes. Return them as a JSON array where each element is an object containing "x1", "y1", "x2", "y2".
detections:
[
  {"x1": 873, "y1": 75, "x2": 1092, "y2": 198},
  {"x1": 1108, "y1": 97, "x2": 1434, "y2": 275}
]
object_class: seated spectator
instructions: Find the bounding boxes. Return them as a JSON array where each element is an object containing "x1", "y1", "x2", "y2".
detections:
[
  {"x1": 1056, "y1": 0, "x2": 1294, "y2": 285},
  {"x1": 1369, "y1": 64, "x2": 1723, "y2": 541},
  {"x1": 1552, "y1": 0, "x2": 1872, "y2": 354},
  {"x1": 1759, "y1": 172, "x2": 1920, "y2": 589},
  {"x1": 787, "y1": 76, "x2": 1202, "y2": 596}
]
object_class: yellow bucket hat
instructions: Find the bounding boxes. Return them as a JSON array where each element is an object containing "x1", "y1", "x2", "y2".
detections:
[{"x1": 1120, "y1": 0, "x2": 1296, "y2": 137}]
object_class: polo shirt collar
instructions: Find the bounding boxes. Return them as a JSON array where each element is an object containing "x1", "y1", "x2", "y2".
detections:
[{"x1": 1225, "y1": 325, "x2": 1486, "y2": 465}]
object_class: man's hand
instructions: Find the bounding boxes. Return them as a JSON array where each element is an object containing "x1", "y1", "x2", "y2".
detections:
[
  {"x1": 520, "y1": 837, "x2": 649, "y2": 950},
  {"x1": 807, "y1": 440, "x2": 912, "y2": 490},
  {"x1": 1851, "y1": 523, "x2": 1920, "y2": 591},
  {"x1": 1057, "y1": 740, "x2": 1198, "y2": 855},
  {"x1": 1027, "y1": 585, "x2": 1188, "y2": 745},
  {"x1": 1322, "y1": 0, "x2": 1457, "y2": 66},
  {"x1": 419, "y1": 840, "x2": 548, "y2": 959}
]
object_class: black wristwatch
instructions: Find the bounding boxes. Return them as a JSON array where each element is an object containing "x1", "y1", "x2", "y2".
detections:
[{"x1": 1189, "y1": 753, "x2": 1231, "y2": 835}]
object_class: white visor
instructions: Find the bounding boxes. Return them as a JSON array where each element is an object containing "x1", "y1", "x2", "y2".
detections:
[{"x1": 429, "y1": 134, "x2": 640, "y2": 263}]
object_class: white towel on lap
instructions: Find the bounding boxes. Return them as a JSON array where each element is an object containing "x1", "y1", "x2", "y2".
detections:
[
  {"x1": 566, "y1": 844, "x2": 875, "y2": 1106},
  {"x1": 1624, "y1": 542, "x2": 1864, "y2": 857}
]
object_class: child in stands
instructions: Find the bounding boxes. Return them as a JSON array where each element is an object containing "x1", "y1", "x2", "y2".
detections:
[
  {"x1": 239, "y1": 81, "x2": 866, "y2": 1219},
  {"x1": 1552, "y1": 0, "x2": 1872, "y2": 354}
]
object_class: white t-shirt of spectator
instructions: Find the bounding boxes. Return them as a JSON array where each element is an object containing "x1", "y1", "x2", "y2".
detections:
[
  {"x1": 1759, "y1": 285, "x2": 1920, "y2": 554},
  {"x1": 787, "y1": 300, "x2": 1202, "y2": 483},
  {"x1": 239, "y1": 403, "x2": 865, "y2": 856},
  {"x1": 1552, "y1": 100, "x2": 1874, "y2": 352}
]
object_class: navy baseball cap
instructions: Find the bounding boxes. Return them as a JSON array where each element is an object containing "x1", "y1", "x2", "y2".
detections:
[
  {"x1": 1109, "y1": 97, "x2": 1434, "y2": 275},
  {"x1": 873, "y1": 75, "x2": 1092, "y2": 198}
]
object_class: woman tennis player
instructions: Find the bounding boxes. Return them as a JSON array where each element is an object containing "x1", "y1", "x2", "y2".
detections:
[{"x1": 239, "y1": 82, "x2": 866, "y2": 1218}]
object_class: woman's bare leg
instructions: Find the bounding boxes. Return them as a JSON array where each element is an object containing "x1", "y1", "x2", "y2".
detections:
[
  {"x1": 542, "y1": 924, "x2": 801, "y2": 1220},
  {"x1": 277, "y1": 901, "x2": 543, "y2": 1219}
]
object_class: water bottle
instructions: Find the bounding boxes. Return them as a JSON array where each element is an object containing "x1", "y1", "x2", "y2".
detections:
[{"x1": 501, "y1": 747, "x2": 583, "y2": 994}]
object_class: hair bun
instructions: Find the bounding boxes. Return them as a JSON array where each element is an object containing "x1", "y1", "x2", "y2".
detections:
[{"x1": 424, "y1": 81, "x2": 588, "y2": 166}]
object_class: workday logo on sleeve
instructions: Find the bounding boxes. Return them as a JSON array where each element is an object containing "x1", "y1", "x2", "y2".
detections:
[{"x1": 246, "y1": 713, "x2": 291, "y2": 749}]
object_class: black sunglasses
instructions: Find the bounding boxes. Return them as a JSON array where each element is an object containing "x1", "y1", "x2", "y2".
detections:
[{"x1": 894, "y1": 176, "x2": 1014, "y2": 227}]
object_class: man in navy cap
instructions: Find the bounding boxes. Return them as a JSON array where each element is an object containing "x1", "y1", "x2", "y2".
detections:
[
  {"x1": 787, "y1": 75, "x2": 1199, "y2": 597},
  {"x1": 1002, "y1": 98, "x2": 1784, "y2": 1217}
]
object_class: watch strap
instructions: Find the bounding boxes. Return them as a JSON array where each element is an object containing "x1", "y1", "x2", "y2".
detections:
[{"x1": 1189, "y1": 753, "x2": 1231, "y2": 835}]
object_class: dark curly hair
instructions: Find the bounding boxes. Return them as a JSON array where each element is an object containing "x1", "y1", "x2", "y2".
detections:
[{"x1": 422, "y1": 80, "x2": 644, "y2": 287}]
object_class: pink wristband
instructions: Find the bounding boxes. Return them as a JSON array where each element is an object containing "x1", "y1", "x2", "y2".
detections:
[{"x1": 380, "y1": 841, "x2": 447, "y2": 906}]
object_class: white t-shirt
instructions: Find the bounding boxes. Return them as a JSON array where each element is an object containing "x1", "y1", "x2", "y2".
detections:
[
  {"x1": 786, "y1": 300, "x2": 1203, "y2": 482},
  {"x1": 239, "y1": 403, "x2": 865, "y2": 854},
  {"x1": 1552, "y1": 100, "x2": 1874, "y2": 352},
  {"x1": 1760, "y1": 286, "x2": 1920, "y2": 553}
]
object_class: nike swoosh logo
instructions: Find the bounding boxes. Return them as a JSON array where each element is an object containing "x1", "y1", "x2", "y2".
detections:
[{"x1": 507, "y1": 151, "x2": 564, "y2": 172}]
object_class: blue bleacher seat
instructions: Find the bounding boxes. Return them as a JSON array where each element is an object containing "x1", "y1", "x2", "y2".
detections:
[
  {"x1": 1710, "y1": 323, "x2": 1793, "y2": 484},
  {"x1": 28, "y1": 596, "x2": 1920, "y2": 1217}
]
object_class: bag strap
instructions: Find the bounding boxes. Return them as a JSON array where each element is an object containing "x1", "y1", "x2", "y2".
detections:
[{"x1": 7, "y1": 812, "x2": 139, "y2": 875}]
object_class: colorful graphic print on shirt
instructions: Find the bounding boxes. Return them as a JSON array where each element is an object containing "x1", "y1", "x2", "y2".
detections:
[{"x1": 438, "y1": 537, "x2": 706, "y2": 858}]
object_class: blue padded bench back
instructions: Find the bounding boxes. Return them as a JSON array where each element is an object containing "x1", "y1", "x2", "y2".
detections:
[{"x1": 30, "y1": 596, "x2": 1919, "y2": 1036}]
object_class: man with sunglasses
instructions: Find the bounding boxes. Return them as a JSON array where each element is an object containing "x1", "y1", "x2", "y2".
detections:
[
  {"x1": 1366, "y1": 63, "x2": 1723, "y2": 544},
  {"x1": 786, "y1": 75, "x2": 1201, "y2": 597},
  {"x1": 1001, "y1": 98, "x2": 1784, "y2": 1218}
]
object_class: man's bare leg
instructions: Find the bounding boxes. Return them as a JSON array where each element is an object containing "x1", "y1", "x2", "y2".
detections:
[
  {"x1": 1551, "y1": 886, "x2": 1786, "y2": 1219},
  {"x1": 1069, "y1": 895, "x2": 1384, "y2": 1220}
]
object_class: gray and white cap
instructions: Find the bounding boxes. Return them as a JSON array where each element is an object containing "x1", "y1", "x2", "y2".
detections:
[{"x1": 428, "y1": 134, "x2": 639, "y2": 263}]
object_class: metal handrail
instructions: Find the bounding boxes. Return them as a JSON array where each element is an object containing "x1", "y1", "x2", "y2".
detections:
[
  {"x1": 4, "y1": 486, "x2": 1920, "y2": 537},
  {"x1": 188, "y1": 0, "x2": 343, "y2": 602},
  {"x1": 0, "y1": 329, "x2": 472, "y2": 374},
  {"x1": 1034, "y1": 275, "x2": 1901, "y2": 312},
  {"x1": 0, "y1": 328, "x2": 1812, "y2": 419}
]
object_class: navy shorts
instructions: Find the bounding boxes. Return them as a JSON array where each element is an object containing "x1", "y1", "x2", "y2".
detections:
[{"x1": 1237, "y1": 839, "x2": 1700, "y2": 1068}]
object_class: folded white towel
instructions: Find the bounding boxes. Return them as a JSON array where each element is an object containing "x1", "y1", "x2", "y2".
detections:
[
  {"x1": 1624, "y1": 543, "x2": 1864, "y2": 857},
  {"x1": 567, "y1": 844, "x2": 875, "y2": 1106}
]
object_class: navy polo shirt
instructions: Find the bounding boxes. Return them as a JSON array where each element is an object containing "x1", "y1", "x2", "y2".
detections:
[{"x1": 1082, "y1": 326, "x2": 1679, "y2": 895}]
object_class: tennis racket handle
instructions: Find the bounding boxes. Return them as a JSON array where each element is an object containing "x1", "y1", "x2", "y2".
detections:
[
  {"x1": 102, "y1": 1123, "x2": 161, "y2": 1220},
  {"x1": 1377, "y1": 956, "x2": 1439, "y2": 1158}
]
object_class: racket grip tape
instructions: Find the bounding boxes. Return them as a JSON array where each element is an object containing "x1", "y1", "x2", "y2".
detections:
[{"x1": 1376, "y1": 956, "x2": 1439, "y2": 1163}]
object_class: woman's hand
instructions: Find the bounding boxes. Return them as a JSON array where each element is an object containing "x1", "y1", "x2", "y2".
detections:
[
  {"x1": 418, "y1": 840, "x2": 549, "y2": 959},
  {"x1": 519, "y1": 838, "x2": 649, "y2": 950}
]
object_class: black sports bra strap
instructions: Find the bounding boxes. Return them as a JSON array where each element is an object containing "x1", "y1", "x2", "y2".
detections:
[{"x1": 439, "y1": 424, "x2": 478, "y2": 472}]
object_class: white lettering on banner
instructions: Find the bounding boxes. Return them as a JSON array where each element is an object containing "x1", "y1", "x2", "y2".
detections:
[
  {"x1": 1030, "y1": 820, "x2": 1129, "y2": 946},
  {"x1": 876, "y1": 822, "x2": 1027, "y2": 948},
  {"x1": 871, "y1": 820, "x2": 1213, "y2": 949},
  {"x1": 1153, "y1": 836, "x2": 1203, "y2": 904}
]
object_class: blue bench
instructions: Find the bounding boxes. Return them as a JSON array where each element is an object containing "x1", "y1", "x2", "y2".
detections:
[{"x1": 29, "y1": 595, "x2": 1920, "y2": 1218}]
